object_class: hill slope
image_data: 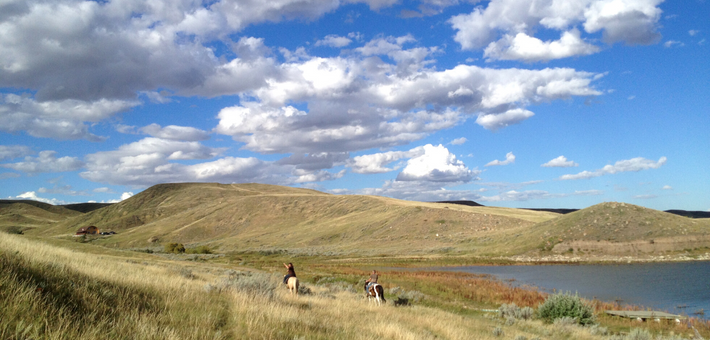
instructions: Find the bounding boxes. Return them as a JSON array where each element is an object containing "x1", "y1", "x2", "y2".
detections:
[
  {"x1": 39, "y1": 183, "x2": 555, "y2": 256},
  {"x1": 0, "y1": 201, "x2": 82, "y2": 231},
  {"x1": 524, "y1": 202, "x2": 710, "y2": 255}
]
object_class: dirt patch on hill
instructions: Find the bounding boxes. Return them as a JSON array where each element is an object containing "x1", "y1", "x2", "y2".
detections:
[{"x1": 552, "y1": 235, "x2": 710, "y2": 254}]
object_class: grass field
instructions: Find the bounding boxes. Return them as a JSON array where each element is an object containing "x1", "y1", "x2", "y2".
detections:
[{"x1": 2, "y1": 231, "x2": 708, "y2": 340}]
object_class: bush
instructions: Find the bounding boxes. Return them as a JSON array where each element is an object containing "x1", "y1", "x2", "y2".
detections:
[
  {"x1": 164, "y1": 243, "x2": 185, "y2": 254},
  {"x1": 626, "y1": 328, "x2": 652, "y2": 340},
  {"x1": 492, "y1": 327, "x2": 503, "y2": 337},
  {"x1": 498, "y1": 303, "x2": 534, "y2": 320},
  {"x1": 217, "y1": 271, "x2": 279, "y2": 299},
  {"x1": 388, "y1": 286, "x2": 425, "y2": 307},
  {"x1": 1, "y1": 226, "x2": 23, "y2": 235},
  {"x1": 536, "y1": 293, "x2": 595, "y2": 325},
  {"x1": 186, "y1": 245, "x2": 212, "y2": 254},
  {"x1": 588, "y1": 324, "x2": 608, "y2": 336}
]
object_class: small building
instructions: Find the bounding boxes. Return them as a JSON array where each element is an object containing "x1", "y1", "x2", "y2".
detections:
[{"x1": 76, "y1": 226, "x2": 99, "y2": 235}]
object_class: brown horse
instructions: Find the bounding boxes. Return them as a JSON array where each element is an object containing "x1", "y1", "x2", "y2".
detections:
[
  {"x1": 367, "y1": 283, "x2": 386, "y2": 305},
  {"x1": 287, "y1": 276, "x2": 299, "y2": 296}
]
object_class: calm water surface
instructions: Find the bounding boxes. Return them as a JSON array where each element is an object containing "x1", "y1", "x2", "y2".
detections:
[{"x1": 436, "y1": 262, "x2": 710, "y2": 318}]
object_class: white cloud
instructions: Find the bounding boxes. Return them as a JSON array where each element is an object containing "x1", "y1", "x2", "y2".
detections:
[
  {"x1": 486, "y1": 152, "x2": 515, "y2": 166},
  {"x1": 484, "y1": 30, "x2": 600, "y2": 62},
  {"x1": 353, "y1": 180, "x2": 482, "y2": 202},
  {"x1": 479, "y1": 188, "x2": 602, "y2": 202},
  {"x1": 634, "y1": 194, "x2": 657, "y2": 199},
  {"x1": 79, "y1": 137, "x2": 345, "y2": 187},
  {"x1": 120, "y1": 192, "x2": 134, "y2": 200},
  {"x1": 450, "y1": 0, "x2": 662, "y2": 57},
  {"x1": 542, "y1": 155, "x2": 578, "y2": 168},
  {"x1": 315, "y1": 35, "x2": 353, "y2": 48},
  {"x1": 0, "y1": 94, "x2": 138, "y2": 141},
  {"x1": 663, "y1": 40, "x2": 684, "y2": 48},
  {"x1": 0, "y1": 173, "x2": 21, "y2": 180},
  {"x1": 450, "y1": 137, "x2": 467, "y2": 145},
  {"x1": 93, "y1": 187, "x2": 114, "y2": 193},
  {"x1": 627, "y1": 95, "x2": 636, "y2": 100},
  {"x1": 0, "y1": 145, "x2": 33, "y2": 161},
  {"x1": 140, "y1": 124, "x2": 210, "y2": 141},
  {"x1": 38, "y1": 185, "x2": 89, "y2": 196},
  {"x1": 560, "y1": 156, "x2": 667, "y2": 180},
  {"x1": 396, "y1": 144, "x2": 480, "y2": 183},
  {"x1": 1, "y1": 151, "x2": 84, "y2": 174},
  {"x1": 348, "y1": 147, "x2": 425, "y2": 174},
  {"x1": 689, "y1": 30, "x2": 700, "y2": 36},
  {"x1": 10, "y1": 191, "x2": 67, "y2": 205},
  {"x1": 476, "y1": 108, "x2": 534, "y2": 131},
  {"x1": 662, "y1": 185, "x2": 672, "y2": 190}
]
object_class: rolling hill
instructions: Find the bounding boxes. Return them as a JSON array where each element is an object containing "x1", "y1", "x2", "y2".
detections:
[
  {"x1": 9, "y1": 183, "x2": 710, "y2": 258},
  {"x1": 34, "y1": 182, "x2": 555, "y2": 256},
  {"x1": 522, "y1": 202, "x2": 710, "y2": 255}
]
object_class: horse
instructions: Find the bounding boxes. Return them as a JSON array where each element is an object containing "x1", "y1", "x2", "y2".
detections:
[
  {"x1": 287, "y1": 276, "x2": 299, "y2": 296},
  {"x1": 367, "y1": 283, "x2": 386, "y2": 305}
]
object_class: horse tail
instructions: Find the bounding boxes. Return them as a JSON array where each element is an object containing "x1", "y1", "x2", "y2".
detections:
[{"x1": 376, "y1": 285, "x2": 385, "y2": 303}]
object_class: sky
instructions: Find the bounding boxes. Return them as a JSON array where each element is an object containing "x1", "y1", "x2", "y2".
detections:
[{"x1": 0, "y1": 0, "x2": 708, "y2": 211}]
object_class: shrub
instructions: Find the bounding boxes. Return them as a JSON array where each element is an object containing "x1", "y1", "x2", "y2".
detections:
[
  {"x1": 218, "y1": 271, "x2": 279, "y2": 299},
  {"x1": 1, "y1": 226, "x2": 23, "y2": 235},
  {"x1": 164, "y1": 243, "x2": 185, "y2": 254},
  {"x1": 186, "y1": 245, "x2": 212, "y2": 254},
  {"x1": 626, "y1": 328, "x2": 652, "y2": 340},
  {"x1": 492, "y1": 327, "x2": 503, "y2": 337},
  {"x1": 498, "y1": 303, "x2": 534, "y2": 320},
  {"x1": 536, "y1": 293, "x2": 595, "y2": 325},
  {"x1": 388, "y1": 286, "x2": 425, "y2": 307},
  {"x1": 588, "y1": 324, "x2": 608, "y2": 336}
]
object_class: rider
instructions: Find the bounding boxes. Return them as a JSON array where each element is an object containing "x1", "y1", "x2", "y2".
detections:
[
  {"x1": 364, "y1": 270, "x2": 378, "y2": 294},
  {"x1": 283, "y1": 262, "x2": 296, "y2": 284}
]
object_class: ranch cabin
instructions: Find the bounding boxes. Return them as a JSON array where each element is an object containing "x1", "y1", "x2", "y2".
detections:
[{"x1": 76, "y1": 226, "x2": 99, "y2": 236}]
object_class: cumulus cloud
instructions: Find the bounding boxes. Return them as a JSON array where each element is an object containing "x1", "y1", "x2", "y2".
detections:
[
  {"x1": 0, "y1": 94, "x2": 138, "y2": 141},
  {"x1": 1, "y1": 151, "x2": 84, "y2": 174},
  {"x1": 484, "y1": 30, "x2": 600, "y2": 62},
  {"x1": 450, "y1": 137, "x2": 467, "y2": 145},
  {"x1": 0, "y1": 145, "x2": 33, "y2": 161},
  {"x1": 315, "y1": 35, "x2": 353, "y2": 48},
  {"x1": 120, "y1": 192, "x2": 134, "y2": 200},
  {"x1": 79, "y1": 137, "x2": 345, "y2": 187},
  {"x1": 9, "y1": 191, "x2": 67, "y2": 205},
  {"x1": 542, "y1": 156, "x2": 578, "y2": 168},
  {"x1": 662, "y1": 185, "x2": 672, "y2": 190},
  {"x1": 348, "y1": 148, "x2": 425, "y2": 174},
  {"x1": 450, "y1": 0, "x2": 662, "y2": 61},
  {"x1": 560, "y1": 156, "x2": 667, "y2": 180},
  {"x1": 396, "y1": 144, "x2": 480, "y2": 183},
  {"x1": 476, "y1": 108, "x2": 534, "y2": 131},
  {"x1": 485, "y1": 152, "x2": 515, "y2": 166},
  {"x1": 140, "y1": 124, "x2": 210, "y2": 141}
]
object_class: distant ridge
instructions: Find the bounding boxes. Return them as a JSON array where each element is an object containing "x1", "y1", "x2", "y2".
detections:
[
  {"x1": 664, "y1": 210, "x2": 710, "y2": 219},
  {"x1": 435, "y1": 200, "x2": 483, "y2": 207},
  {"x1": 0, "y1": 200, "x2": 112, "y2": 214}
]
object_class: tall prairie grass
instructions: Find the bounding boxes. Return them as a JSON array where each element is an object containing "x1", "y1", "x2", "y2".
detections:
[{"x1": 1, "y1": 232, "x2": 705, "y2": 339}]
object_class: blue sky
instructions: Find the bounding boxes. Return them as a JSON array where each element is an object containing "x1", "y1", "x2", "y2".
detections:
[{"x1": 0, "y1": 0, "x2": 708, "y2": 211}]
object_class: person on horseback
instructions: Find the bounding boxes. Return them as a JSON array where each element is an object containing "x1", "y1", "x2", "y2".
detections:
[
  {"x1": 283, "y1": 262, "x2": 296, "y2": 284},
  {"x1": 364, "y1": 270, "x2": 378, "y2": 295}
]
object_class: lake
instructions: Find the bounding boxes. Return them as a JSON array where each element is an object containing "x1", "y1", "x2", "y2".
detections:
[{"x1": 435, "y1": 262, "x2": 710, "y2": 318}]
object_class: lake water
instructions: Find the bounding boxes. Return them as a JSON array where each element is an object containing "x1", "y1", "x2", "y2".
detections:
[{"x1": 435, "y1": 262, "x2": 710, "y2": 318}]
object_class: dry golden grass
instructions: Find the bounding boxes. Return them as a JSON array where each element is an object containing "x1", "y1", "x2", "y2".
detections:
[{"x1": 0, "y1": 232, "x2": 625, "y2": 340}]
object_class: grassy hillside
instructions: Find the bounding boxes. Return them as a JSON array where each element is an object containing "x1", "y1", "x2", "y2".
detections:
[
  {"x1": 34, "y1": 183, "x2": 556, "y2": 256},
  {"x1": 3, "y1": 231, "x2": 631, "y2": 340},
  {"x1": 523, "y1": 202, "x2": 710, "y2": 255},
  {"x1": 6, "y1": 231, "x2": 702, "y2": 340},
  {"x1": 0, "y1": 201, "x2": 81, "y2": 232}
]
